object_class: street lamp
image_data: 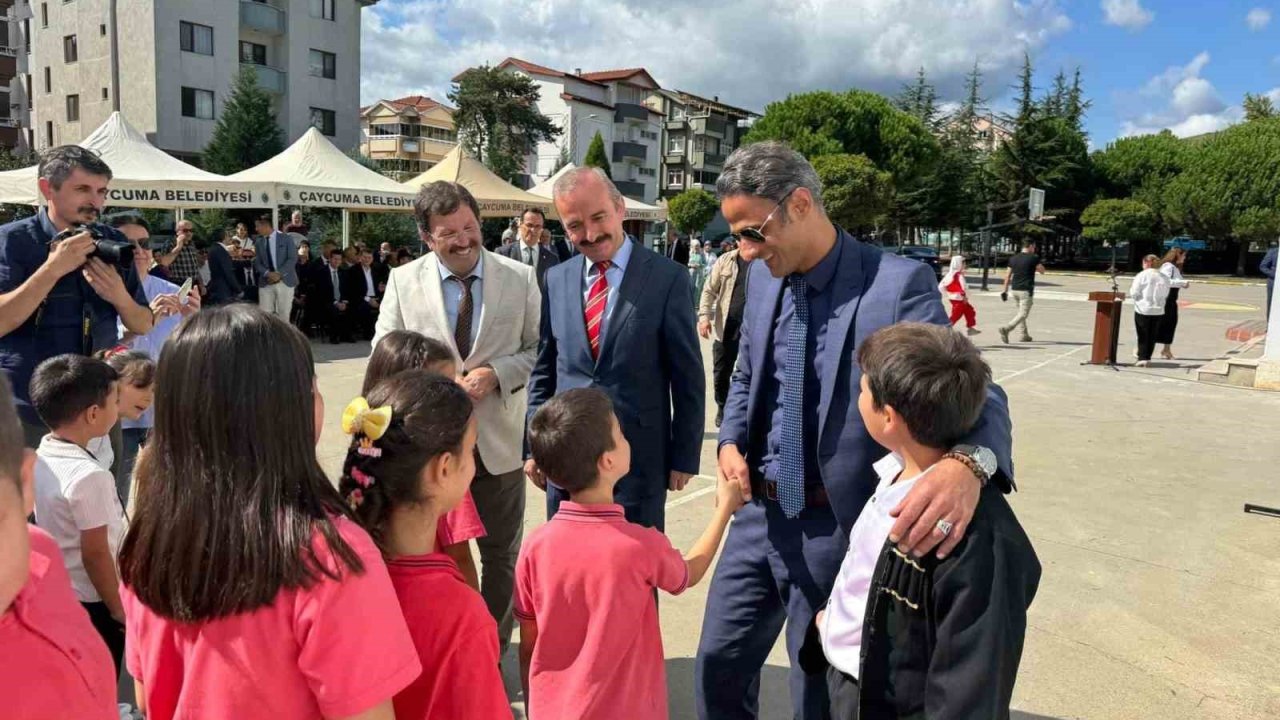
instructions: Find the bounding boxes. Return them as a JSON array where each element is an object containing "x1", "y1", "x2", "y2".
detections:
[{"x1": 568, "y1": 113, "x2": 599, "y2": 166}]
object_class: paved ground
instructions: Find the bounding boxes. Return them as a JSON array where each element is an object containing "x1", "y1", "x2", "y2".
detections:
[{"x1": 311, "y1": 272, "x2": 1280, "y2": 720}]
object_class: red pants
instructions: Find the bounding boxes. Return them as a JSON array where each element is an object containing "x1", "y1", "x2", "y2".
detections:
[{"x1": 949, "y1": 300, "x2": 977, "y2": 328}]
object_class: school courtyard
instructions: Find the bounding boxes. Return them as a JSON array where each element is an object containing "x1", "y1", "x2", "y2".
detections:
[{"x1": 312, "y1": 272, "x2": 1280, "y2": 720}]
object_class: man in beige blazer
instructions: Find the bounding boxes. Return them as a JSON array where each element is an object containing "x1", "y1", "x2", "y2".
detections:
[{"x1": 373, "y1": 181, "x2": 540, "y2": 658}]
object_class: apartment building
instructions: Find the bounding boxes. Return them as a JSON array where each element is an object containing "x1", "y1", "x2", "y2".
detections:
[
  {"x1": 0, "y1": 0, "x2": 26, "y2": 151},
  {"x1": 491, "y1": 58, "x2": 663, "y2": 203},
  {"x1": 646, "y1": 89, "x2": 756, "y2": 202},
  {"x1": 29, "y1": 0, "x2": 375, "y2": 163},
  {"x1": 359, "y1": 94, "x2": 457, "y2": 181}
]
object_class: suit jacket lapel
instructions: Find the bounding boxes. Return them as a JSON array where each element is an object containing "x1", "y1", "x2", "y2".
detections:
[
  {"x1": 470, "y1": 251, "x2": 506, "y2": 361},
  {"x1": 420, "y1": 254, "x2": 454, "y2": 352},
  {"x1": 568, "y1": 257, "x2": 594, "y2": 366},
  {"x1": 817, "y1": 232, "x2": 866, "y2": 440},
  {"x1": 598, "y1": 242, "x2": 652, "y2": 365},
  {"x1": 749, "y1": 265, "x2": 783, "y2": 423}
]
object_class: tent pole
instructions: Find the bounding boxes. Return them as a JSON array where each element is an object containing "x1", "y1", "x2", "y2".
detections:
[
  {"x1": 272, "y1": 206, "x2": 280, "y2": 232},
  {"x1": 342, "y1": 209, "x2": 350, "y2": 249},
  {"x1": 175, "y1": 208, "x2": 184, "y2": 223}
]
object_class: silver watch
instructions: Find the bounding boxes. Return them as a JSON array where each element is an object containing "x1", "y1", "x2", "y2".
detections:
[{"x1": 950, "y1": 444, "x2": 997, "y2": 484}]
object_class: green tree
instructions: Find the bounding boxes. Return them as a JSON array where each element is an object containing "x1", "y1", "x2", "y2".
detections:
[
  {"x1": 667, "y1": 188, "x2": 719, "y2": 237},
  {"x1": 351, "y1": 212, "x2": 419, "y2": 250},
  {"x1": 551, "y1": 145, "x2": 571, "y2": 174},
  {"x1": 1081, "y1": 198, "x2": 1157, "y2": 265},
  {"x1": 812, "y1": 153, "x2": 893, "y2": 233},
  {"x1": 202, "y1": 66, "x2": 286, "y2": 175},
  {"x1": 1092, "y1": 130, "x2": 1188, "y2": 236},
  {"x1": 895, "y1": 67, "x2": 938, "y2": 130},
  {"x1": 449, "y1": 66, "x2": 561, "y2": 184},
  {"x1": 188, "y1": 208, "x2": 232, "y2": 246},
  {"x1": 582, "y1": 132, "x2": 612, "y2": 179},
  {"x1": 1243, "y1": 92, "x2": 1276, "y2": 122}
]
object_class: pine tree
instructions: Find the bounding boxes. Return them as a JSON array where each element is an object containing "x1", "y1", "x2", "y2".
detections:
[
  {"x1": 583, "y1": 131, "x2": 612, "y2": 179},
  {"x1": 1013, "y1": 53, "x2": 1036, "y2": 128},
  {"x1": 1043, "y1": 70, "x2": 1069, "y2": 118},
  {"x1": 201, "y1": 66, "x2": 285, "y2": 174},
  {"x1": 896, "y1": 67, "x2": 938, "y2": 129},
  {"x1": 1065, "y1": 67, "x2": 1090, "y2": 132},
  {"x1": 551, "y1": 145, "x2": 571, "y2": 174}
]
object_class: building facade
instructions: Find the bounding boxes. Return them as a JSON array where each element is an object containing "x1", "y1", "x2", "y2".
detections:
[
  {"x1": 490, "y1": 58, "x2": 663, "y2": 203},
  {"x1": 2, "y1": 0, "x2": 28, "y2": 151},
  {"x1": 29, "y1": 0, "x2": 374, "y2": 163},
  {"x1": 646, "y1": 89, "x2": 755, "y2": 203},
  {"x1": 359, "y1": 94, "x2": 456, "y2": 182}
]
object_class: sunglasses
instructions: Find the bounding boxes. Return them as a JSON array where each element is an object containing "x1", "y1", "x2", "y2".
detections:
[{"x1": 729, "y1": 187, "x2": 796, "y2": 244}]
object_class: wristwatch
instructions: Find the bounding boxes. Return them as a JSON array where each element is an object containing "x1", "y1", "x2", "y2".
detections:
[{"x1": 944, "y1": 444, "x2": 997, "y2": 487}]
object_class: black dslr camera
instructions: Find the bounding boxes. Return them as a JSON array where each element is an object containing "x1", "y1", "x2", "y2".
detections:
[{"x1": 51, "y1": 224, "x2": 134, "y2": 269}]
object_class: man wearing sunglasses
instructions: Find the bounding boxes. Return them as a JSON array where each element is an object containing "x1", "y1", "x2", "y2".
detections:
[{"x1": 695, "y1": 141, "x2": 1015, "y2": 719}]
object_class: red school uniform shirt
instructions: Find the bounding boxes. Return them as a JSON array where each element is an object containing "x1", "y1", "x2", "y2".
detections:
[
  {"x1": 122, "y1": 516, "x2": 422, "y2": 720},
  {"x1": 437, "y1": 489, "x2": 486, "y2": 548},
  {"x1": 387, "y1": 553, "x2": 512, "y2": 720},
  {"x1": 514, "y1": 502, "x2": 689, "y2": 720},
  {"x1": 2, "y1": 525, "x2": 116, "y2": 720}
]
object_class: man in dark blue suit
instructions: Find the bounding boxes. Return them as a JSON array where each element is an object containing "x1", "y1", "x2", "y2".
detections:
[
  {"x1": 694, "y1": 142, "x2": 1015, "y2": 719},
  {"x1": 526, "y1": 167, "x2": 705, "y2": 530},
  {"x1": 496, "y1": 207, "x2": 560, "y2": 292}
]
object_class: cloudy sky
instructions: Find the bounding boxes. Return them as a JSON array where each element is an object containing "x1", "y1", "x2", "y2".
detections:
[{"x1": 361, "y1": 0, "x2": 1280, "y2": 146}]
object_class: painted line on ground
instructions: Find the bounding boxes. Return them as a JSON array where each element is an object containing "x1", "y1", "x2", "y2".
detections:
[
  {"x1": 994, "y1": 345, "x2": 1091, "y2": 384},
  {"x1": 666, "y1": 478, "x2": 718, "y2": 509}
]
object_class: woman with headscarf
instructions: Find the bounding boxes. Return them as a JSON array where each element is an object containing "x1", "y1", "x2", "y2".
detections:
[
  {"x1": 939, "y1": 255, "x2": 980, "y2": 335},
  {"x1": 1156, "y1": 247, "x2": 1190, "y2": 359}
]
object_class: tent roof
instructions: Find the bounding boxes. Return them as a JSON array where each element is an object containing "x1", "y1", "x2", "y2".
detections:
[
  {"x1": 0, "y1": 112, "x2": 272, "y2": 208},
  {"x1": 402, "y1": 146, "x2": 556, "y2": 217},
  {"x1": 228, "y1": 128, "x2": 414, "y2": 211},
  {"x1": 527, "y1": 164, "x2": 667, "y2": 221}
]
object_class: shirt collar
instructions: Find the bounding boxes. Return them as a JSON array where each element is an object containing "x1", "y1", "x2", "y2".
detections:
[
  {"x1": 553, "y1": 501, "x2": 627, "y2": 521},
  {"x1": 583, "y1": 236, "x2": 633, "y2": 277},
  {"x1": 36, "y1": 435, "x2": 99, "y2": 462},
  {"x1": 37, "y1": 208, "x2": 58, "y2": 240},
  {"x1": 799, "y1": 232, "x2": 842, "y2": 293},
  {"x1": 437, "y1": 251, "x2": 485, "y2": 282},
  {"x1": 871, "y1": 452, "x2": 939, "y2": 494}
]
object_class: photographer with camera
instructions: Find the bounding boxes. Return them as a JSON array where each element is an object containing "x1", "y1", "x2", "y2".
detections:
[{"x1": 0, "y1": 145, "x2": 183, "y2": 446}]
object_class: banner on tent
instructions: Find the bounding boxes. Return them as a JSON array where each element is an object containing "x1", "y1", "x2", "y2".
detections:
[
  {"x1": 282, "y1": 186, "x2": 414, "y2": 210},
  {"x1": 107, "y1": 186, "x2": 273, "y2": 208}
]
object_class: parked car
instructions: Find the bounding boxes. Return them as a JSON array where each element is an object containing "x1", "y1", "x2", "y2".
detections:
[{"x1": 884, "y1": 245, "x2": 943, "y2": 279}]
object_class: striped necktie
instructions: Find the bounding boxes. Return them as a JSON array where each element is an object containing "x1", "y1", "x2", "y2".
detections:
[{"x1": 584, "y1": 261, "x2": 611, "y2": 359}]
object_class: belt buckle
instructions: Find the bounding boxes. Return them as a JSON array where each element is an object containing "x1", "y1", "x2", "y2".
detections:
[{"x1": 765, "y1": 481, "x2": 778, "y2": 502}]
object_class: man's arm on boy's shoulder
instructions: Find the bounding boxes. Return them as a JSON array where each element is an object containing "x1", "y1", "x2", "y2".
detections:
[
  {"x1": 80, "y1": 525, "x2": 124, "y2": 621},
  {"x1": 926, "y1": 528, "x2": 1041, "y2": 720}
]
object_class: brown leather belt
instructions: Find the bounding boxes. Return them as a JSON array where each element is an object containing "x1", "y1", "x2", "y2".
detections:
[{"x1": 753, "y1": 478, "x2": 830, "y2": 507}]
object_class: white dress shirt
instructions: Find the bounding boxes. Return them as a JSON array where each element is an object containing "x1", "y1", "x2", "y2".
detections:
[
  {"x1": 819, "y1": 453, "x2": 931, "y2": 678},
  {"x1": 1128, "y1": 268, "x2": 1170, "y2": 315},
  {"x1": 362, "y1": 266, "x2": 376, "y2": 300},
  {"x1": 1160, "y1": 262, "x2": 1189, "y2": 289}
]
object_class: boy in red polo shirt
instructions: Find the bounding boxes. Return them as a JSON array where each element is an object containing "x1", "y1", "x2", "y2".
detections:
[
  {"x1": 517, "y1": 388, "x2": 744, "y2": 720},
  {"x1": 0, "y1": 377, "x2": 117, "y2": 720}
]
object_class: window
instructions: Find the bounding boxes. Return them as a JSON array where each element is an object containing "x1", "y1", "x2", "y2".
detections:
[
  {"x1": 239, "y1": 41, "x2": 266, "y2": 65},
  {"x1": 101, "y1": 87, "x2": 108, "y2": 100},
  {"x1": 44, "y1": 120, "x2": 52, "y2": 147},
  {"x1": 42, "y1": 66, "x2": 50, "y2": 93},
  {"x1": 310, "y1": 107, "x2": 336, "y2": 135},
  {"x1": 308, "y1": 49, "x2": 335, "y2": 79},
  {"x1": 24, "y1": 75, "x2": 31, "y2": 109},
  {"x1": 0, "y1": 93, "x2": 9, "y2": 120},
  {"x1": 369, "y1": 123, "x2": 398, "y2": 137},
  {"x1": 65, "y1": 94, "x2": 78, "y2": 122},
  {"x1": 666, "y1": 169, "x2": 684, "y2": 187},
  {"x1": 694, "y1": 170, "x2": 720, "y2": 185},
  {"x1": 40, "y1": 3, "x2": 47, "y2": 28},
  {"x1": 667, "y1": 134, "x2": 684, "y2": 154},
  {"x1": 638, "y1": 167, "x2": 656, "y2": 177},
  {"x1": 309, "y1": 0, "x2": 335, "y2": 20},
  {"x1": 23, "y1": 19, "x2": 30, "y2": 54},
  {"x1": 640, "y1": 130, "x2": 658, "y2": 141},
  {"x1": 181, "y1": 87, "x2": 214, "y2": 119},
  {"x1": 63, "y1": 34, "x2": 77, "y2": 63},
  {"x1": 422, "y1": 125, "x2": 455, "y2": 142},
  {"x1": 99, "y1": 24, "x2": 106, "y2": 36},
  {"x1": 179, "y1": 21, "x2": 213, "y2": 56},
  {"x1": 695, "y1": 135, "x2": 721, "y2": 155}
]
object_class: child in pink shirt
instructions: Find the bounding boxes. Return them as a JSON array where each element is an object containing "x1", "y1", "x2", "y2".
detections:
[
  {"x1": 517, "y1": 388, "x2": 745, "y2": 720},
  {"x1": 0, "y1": 377, "x2": 117, "y2": 720},
  {"x1": 365, "y1": 329, "x2": 486, "y2": 589},
  {"x1": 340, "y1": 369, "x2": 511, "y2": 720},
  {"x1": 118, "y1": 306, "x2": 421, "y2": 720}
]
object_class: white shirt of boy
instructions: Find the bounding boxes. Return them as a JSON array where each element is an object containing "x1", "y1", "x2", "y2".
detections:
[
  {"x1": 819, "y1": 453, "x2": 932, "y2": 678},
  {"x1": 33, "y1": 436, "x2": 126, "y2": 603}
]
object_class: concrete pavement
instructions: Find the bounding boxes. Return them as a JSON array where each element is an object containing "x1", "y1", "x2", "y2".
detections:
[{"x1": 311, "y1": 272, "x2": 1280, "y2": 720}]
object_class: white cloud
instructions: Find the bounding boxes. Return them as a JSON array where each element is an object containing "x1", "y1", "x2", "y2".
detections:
[
  {"x1": 359, "y1": 0, "x2": 1072, "y2": 118},
  {"x1": 1247, "y1": 7, "x2": 1272, "y2": 30},
  {"x1": 1102, "y1": 0, "x2": 1154, "y2": 30},
  {"x1": 1117, "y1": 52, "x2": 1259, "y2": 138}
]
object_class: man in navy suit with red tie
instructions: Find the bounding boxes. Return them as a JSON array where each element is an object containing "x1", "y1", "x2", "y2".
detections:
[{"x1": 526, "y1": 167, "x2": 705, "y2": 531}]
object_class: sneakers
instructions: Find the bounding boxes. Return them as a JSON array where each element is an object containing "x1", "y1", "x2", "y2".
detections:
[
  {"x1": 1135, "y1": 360, "x2": 1150, "y2": 367},
  {"x1": 998, "y1": 327, "x2": 1009, "y2": 344},
  {"x1": 967, "y1": 328, "x2": 982, "y2": 336},
  {"x1": 1020, "y1": 335, "x2": 1034, "y2": 342}
]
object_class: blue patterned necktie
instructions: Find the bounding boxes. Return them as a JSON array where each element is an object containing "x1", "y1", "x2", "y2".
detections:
[{"x1": 779, "y1": 274, "x2": 808, "y2": 518}]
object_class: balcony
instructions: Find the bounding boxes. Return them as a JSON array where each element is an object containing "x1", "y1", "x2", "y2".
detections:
[
  {"x1": 614, "y1": 180, "x2": 645, "y2": 199},
  {"x1": 691, "y1": 151, "x2": 725, "y2": 170},
  {"x1": 243, "y1": 62, "x2": 286, "y2": 94},
  {"x1": 691, "y1": 115, "x2": 727, "y2": 138},
  {"x1": 614, "y1": 102, "x2": 649, "y2": 124},
  {"x1": 663, "y1": 152, "x2": 687, "y2": 167},
  {"x1": 0, "y1": 117, "x2": 17, "y2": 128},
  {"x1": 612, "y1": 140, "x2": 646, "y2": 163},
  {"x1": 664, "y1": 117, "x2": 687, "y2": 131},
  {"x1": 241, "y1": 1, "x2": 286, "y2": 36}
]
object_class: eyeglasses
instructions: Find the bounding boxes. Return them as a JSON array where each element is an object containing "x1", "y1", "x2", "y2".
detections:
[{"x1": 729, "y1": 187, "x2": 796, "y2": 243}]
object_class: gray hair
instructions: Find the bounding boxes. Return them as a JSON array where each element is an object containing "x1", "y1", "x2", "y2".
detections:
[
  {"x1": 38, "y1": 145, "x2": 113, "y2": 189},
  {"x1": 552, "y1": 166, "x2": 625, "y2": 206},
  {"x1": 716, "y1": 141, "x2": 824, "y2": 216}
]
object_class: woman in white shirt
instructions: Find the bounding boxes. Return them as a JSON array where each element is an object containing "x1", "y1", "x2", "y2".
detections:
[
  {"x1": 1128, "y1": 254, "x2": 1171, "y2": 367},
  {"x1": 1156, "y1": 248, "x2": 1190, "y2": 359}
]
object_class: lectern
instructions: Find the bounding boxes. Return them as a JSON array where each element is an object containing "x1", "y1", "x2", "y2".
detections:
[{"x1": 1087, "y1": 291, "x2": 1126, "y2": 365}]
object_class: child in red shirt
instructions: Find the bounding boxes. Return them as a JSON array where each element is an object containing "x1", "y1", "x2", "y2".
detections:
[
  {"x1": 118, "y1": 306, "x2": 421, "y2": 720},
  {"x1": 340, "y1": 368, "x2": 512, "y2": 720},
  {"x1": 0, "y1": 377, "x2": 117, "y2": 720},
  {"x1": 939, "y1": 256, "x2": 981, "y2": 335},
  {"x1": 517, "y1": 388, "x2": 745, "y2": 720},
  {"x1": 364, "y1": 329, "x2": 486, "y2": 590}
]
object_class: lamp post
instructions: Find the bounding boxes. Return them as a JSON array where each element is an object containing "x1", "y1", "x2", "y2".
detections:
[{"x1": 568, "y1": 112, "x2": 599, "y2": 166}]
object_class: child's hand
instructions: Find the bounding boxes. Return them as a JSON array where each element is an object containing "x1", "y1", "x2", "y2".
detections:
[{"x1": 716, "y1": 471, "x2": 745, "y2": 514}]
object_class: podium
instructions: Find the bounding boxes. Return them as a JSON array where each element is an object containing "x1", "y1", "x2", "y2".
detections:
[{"x1": 1087, "y1": 291, "x2": 1126, "y2": 365}]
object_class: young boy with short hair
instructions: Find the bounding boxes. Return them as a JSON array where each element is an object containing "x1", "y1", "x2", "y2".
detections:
[
  {"x1": 800, "y1": 323, "x2": 1041, "y2": 719},
  {"x1": 517, "y1": 388, "x2": 744, "y2": 720},
  {"x1": 29, "y1": 353, "x2": 128, "y2": 672},
  {"x1": 0, "y1": 375, "x2": 118, "y2": 719}
]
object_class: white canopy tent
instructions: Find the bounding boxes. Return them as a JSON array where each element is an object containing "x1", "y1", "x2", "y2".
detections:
[
  {"x1": 0, "y1": 112, "x2": 272, "y2": 208},
  {"x1": 402, "y1": 146, "x2": 556, "y2": 218},
  {"x1": 528, "y1": 163, "x2": 668, "y2": 222}
]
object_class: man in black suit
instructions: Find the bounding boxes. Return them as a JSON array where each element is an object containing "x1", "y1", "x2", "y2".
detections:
[
  {"x1": 343, "y1": 247, "x2": 387, "y2": 341},
  {"x1": 315, "y1": 248, "x2": 354, "y2": 342},
  {"x1": 205, "y1": 231, "x2": 243, "y2": 305},
  {"x1": 497, "y1": 207, "x2": 559, "y2": 291}
]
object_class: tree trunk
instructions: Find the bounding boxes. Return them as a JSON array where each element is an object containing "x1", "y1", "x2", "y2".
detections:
[{"x1": 1237, "y1": 238, "x2": 1249, "y2": 276}]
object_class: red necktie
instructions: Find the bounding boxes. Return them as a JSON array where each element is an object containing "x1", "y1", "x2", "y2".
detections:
[{"x1": 584, "y1": 261, "x2": 611, "y2": 359}]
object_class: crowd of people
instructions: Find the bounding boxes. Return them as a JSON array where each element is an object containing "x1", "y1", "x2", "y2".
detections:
[{"x1": 1, "y1": 142, "x2": 1046, "y2": 720}]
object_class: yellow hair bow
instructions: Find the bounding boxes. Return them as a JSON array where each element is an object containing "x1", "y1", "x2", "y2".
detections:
[{"x1": 341, "y1": 397, "x2": 393, "y2": 441}]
